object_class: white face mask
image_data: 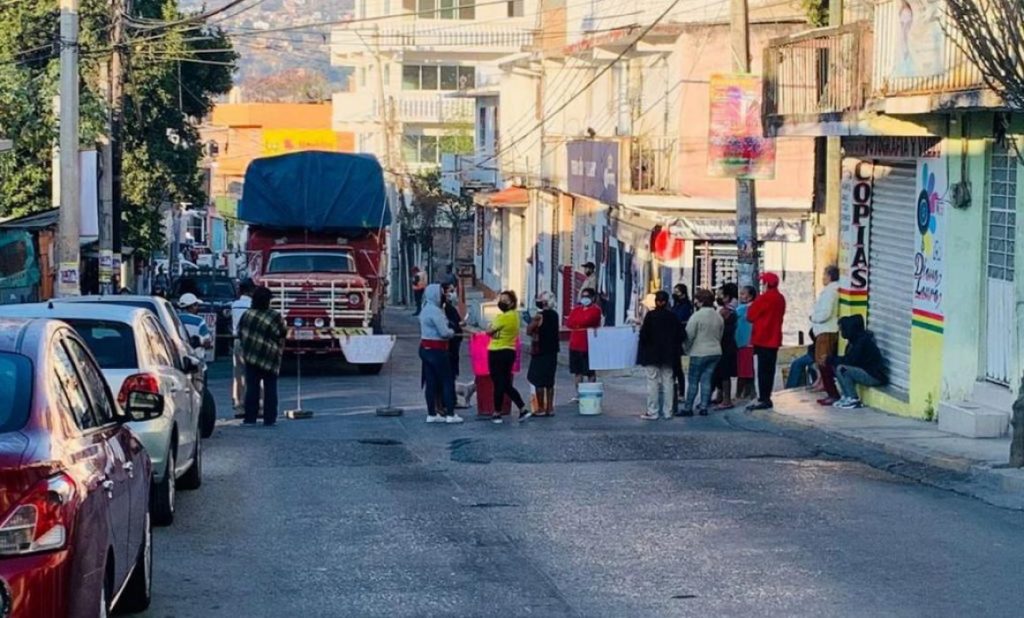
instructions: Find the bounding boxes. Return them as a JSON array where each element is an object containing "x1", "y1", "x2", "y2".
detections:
[
  {"x1": 447, "y1": 291, "x2": 458, "y2": 302},
  {"x1": 580, "y1": 297, "x2": 593, "y2": 307}
]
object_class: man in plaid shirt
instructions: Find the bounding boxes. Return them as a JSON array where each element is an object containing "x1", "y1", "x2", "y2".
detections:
[{"x1": 239, "y1": 286, "x2": 287, "y2": 426}]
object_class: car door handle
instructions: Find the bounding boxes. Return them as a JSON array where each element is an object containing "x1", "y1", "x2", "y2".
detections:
[
  {"x1": 102, "y1": 479, "x2": 115, "y2": 498},
  {"x1": 123, "y1": 462, "x2": 134, "y2": 478}
]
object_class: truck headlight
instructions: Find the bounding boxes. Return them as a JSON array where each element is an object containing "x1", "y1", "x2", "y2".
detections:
[
  {"x1": 294, "y1": 317, "x2": 304, "y2": 327},
  {"x1": 314, "y1": 318, "x2": 325, "y2": 328},
  {"x1": 348, "y1": 293, "x2": 361, "y2": 305}
]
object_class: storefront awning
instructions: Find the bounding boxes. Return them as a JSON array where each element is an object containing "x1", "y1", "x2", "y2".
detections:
[{"x1": 474, "y1": 186, "x2": 528, "y2": 208}]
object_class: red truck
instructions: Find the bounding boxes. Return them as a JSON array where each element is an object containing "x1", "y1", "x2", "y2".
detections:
[{"x1": 239, "y1": 151, "x2": 391, "y2": 373}]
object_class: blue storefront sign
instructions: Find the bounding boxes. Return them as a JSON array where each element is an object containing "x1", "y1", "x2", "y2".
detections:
[{"x1": 567, "y1": 140, "x2": 619, "y2": 204}]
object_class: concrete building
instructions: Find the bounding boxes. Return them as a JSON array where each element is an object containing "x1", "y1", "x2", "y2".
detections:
[
  {"x1": 452, "y1": 0, "x2": 817, "y2": 339},
  {"x1": 330, "y1": 0, "x2": 537, "y2": 174},
  {"x1": 763, "y1": 0, "x2": 1020, "y2": 434}
]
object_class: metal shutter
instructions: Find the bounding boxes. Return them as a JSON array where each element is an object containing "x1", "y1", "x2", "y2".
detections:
[{"x1": 868, "y1": 161, "x2": 917, "y2": 391}]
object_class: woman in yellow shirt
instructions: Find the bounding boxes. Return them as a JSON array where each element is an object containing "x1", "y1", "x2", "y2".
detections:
[{"x1": 488, "y1": 290, "x2": 528, "y2": 424}]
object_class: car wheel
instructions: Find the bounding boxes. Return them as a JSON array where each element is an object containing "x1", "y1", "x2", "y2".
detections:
[
  {"x1": 113, "y1": 513, "x2": 152, "y2": 613},
  {"x1": 200, "y1": 387, "x2": 216, "y2": 438},
  {"x1": 177, "y1": 437, "x2": 202, "y2": 491},
  {"x1": 151, "y1": 449, "x2": 175, "y2": 527},
  {"x1": 358, "y1": 363, "x2": 384, "y2": 375}
]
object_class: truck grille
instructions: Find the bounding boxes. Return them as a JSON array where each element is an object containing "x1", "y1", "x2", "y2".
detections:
[{"x1": 263, "y1": 280, "x2": 373, "y2": 326}]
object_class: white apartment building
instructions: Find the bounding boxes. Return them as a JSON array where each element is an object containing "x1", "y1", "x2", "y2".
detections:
[{"x1": 330, "y1": 0, "x2": 538, "y2": 173}]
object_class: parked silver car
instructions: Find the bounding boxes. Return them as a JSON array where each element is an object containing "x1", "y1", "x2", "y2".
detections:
[
  {"x1": 0, "y1": 303, "x2": 204, "y2": 526},
  {"x1": 57, "y1": 295, "x2": 218, "y2": 438}
]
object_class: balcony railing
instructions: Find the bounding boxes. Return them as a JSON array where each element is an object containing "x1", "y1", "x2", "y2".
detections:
[
  {"x1": 762, "y1": 22, "x2": 872, "y2": 130},
  {"x1": 627, "y1": 136, "x2": 677, "y2": 194},
  {"x1": 333, "y1": 23, "x2": 533, "y2": 56},
  {"x1": 871, "y1": 0, "x2": 984, "y2": 97},
  {"x1": 331, "y1": 91, "x2": 473, "y2": 124},
  {"x1": 396, "y1": 93, "x2": 474, "y2": 123}
]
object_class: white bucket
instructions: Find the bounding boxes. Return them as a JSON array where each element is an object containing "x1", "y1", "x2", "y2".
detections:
[{"x1": 578, "y1": 382, "x2": 604, "y2": 416}]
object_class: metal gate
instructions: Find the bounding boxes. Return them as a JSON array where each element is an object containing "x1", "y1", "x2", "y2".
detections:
[
  {"x1": 985, "y1": 142, "x2": 1017, "y2": 385},
  {"x1": 867, "y1": 161, "x2": 917, "y2": 391}
]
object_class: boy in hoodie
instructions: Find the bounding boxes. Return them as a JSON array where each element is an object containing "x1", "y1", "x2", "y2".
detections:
[
  {"x1": 419, "y1": 284, "x2": 462, "y2": 423},
  {"x1": 828, "y1": 314, "x2": 887, "y2": 409},
  {"x1": 746, "y1": 272, "x2": 786, "y2": 410}
]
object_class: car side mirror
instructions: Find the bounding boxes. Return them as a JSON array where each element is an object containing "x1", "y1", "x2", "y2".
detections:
[
  {"x1": 182, "y1": 354, "x2": 202, "y2": 374},
  {"x1": 190, "y1": 335, "x2": 201, "y2": 348}
]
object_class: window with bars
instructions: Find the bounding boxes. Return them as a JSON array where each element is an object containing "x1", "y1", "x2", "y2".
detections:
[
  {"x1": 401, "y1": 65, "x2": 475, "y2": 90},
  {"x1": 987, "y1": 144, "x2": 1017, "y2": 282}
]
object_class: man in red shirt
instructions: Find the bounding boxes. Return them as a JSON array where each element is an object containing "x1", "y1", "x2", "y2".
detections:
[
  {"x1": 566, "y1": 287, "x2": 603, "y2": 401},
  {"x1": 746, "y1": 272, "x2": 786, "y2": 410}
]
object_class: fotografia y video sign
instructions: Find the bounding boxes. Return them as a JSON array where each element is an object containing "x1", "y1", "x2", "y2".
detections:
[
  {"x1": 567, "y1": 140, "x2": 619, "y2": 204},
  {"x1": 707, "y1": 74, "x2": 775, "y2": 179}
]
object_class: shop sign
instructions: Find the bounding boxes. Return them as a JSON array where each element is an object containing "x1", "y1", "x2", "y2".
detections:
[
  {"x1": 567, "y1": 140, "x2": 619, "y2": 203},
  {"x1": 666, "y1": 217, "x2": 803, "y2": 242},
  {"x1": 912, "y1": 158, "x2": 947, "y2": 333},
  {"x1": 843, "y1": 136, "x2": 942, "y2": 159},
  {"x1": 839, "y1": 159, "x2": 874, "y2": 306}
]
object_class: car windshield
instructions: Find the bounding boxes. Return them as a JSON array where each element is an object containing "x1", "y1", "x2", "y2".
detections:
[
  {"x1": 0, "y1": 352, "x2": 32, "y2": 432},
  {"x1": 65, "y1": 320, "x2": 139, "y2": 369},
  {"x1": 267, "y1": 251, "x2": 355, "y2": 274},
  {"x1": 173, "y1": 278, "x2": 236, "y2": 300}
]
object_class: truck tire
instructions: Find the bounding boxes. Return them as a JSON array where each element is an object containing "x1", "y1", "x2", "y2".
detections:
[
  {"x1": 358, "y1": 363, "x2": 384, "y2": 375},
  {"x1": 200, "y1": 387, "x2": 216, "y2": 438},
  {"x1": 370, "y1": 313, "x2": 383, "y2": 334}
]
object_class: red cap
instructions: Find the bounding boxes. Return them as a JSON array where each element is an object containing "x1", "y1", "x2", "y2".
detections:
[{"x1": 759, "y1": 272, "x2": 780, "y2": 288}]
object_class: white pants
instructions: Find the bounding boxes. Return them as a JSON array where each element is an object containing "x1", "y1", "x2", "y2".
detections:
[
  {"x1": 645, "y1": 365, "x2": 675, "y2": 417},
  {"x1": 232, "y1": 340, "x2": 245, "y2": 407}
]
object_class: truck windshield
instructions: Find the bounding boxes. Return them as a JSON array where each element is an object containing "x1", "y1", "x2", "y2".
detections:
[{"x1": 267, "y1": 251, "x2": 356, "y2": 274}]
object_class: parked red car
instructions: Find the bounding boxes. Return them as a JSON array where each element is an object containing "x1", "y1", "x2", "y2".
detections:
[{"x1": 0, "y1": 318, "x2": 161, "y2": 617}]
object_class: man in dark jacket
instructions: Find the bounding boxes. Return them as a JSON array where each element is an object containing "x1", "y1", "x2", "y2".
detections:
[
  {"x1": 828, "y1": 314, "x2": 887, "y2": 409},
  {"x1": 670, "y1": 284, "x2": 693, "y2": 412},
  {"x1": 638, "y1": 291, "x2": 682, "y2": 420}
]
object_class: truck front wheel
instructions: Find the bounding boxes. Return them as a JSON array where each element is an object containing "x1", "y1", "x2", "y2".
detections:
[
  {"x1": 358, "y1": 363, "x2": 384, "y2": 375},
  {"x1": 370, "y1": 313, "x2": 383, "y2": 334}
]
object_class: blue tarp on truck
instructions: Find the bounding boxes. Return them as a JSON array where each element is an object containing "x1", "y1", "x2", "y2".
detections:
[{"x1": 238, "y1": 151, "x2": 391, "y2": 231}]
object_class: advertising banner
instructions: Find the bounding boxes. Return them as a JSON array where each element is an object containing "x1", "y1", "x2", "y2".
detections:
[
  {"x1": 707, "y1": 74, "x2": 775, "y2": 179},
  {"x1": 890, "y1": 0, "x2": 945, "y2": 79},
  {"x1": 567, "y1": 140, "x2": 619, "y2": 203},
  {"x1": 262, "y1": 130, "x2": 354, "y2": 156},
  {"x1": 839, "y1": 158, "x2": 873, "y2": 310},
  {"x1": 912, "y1": 156, "x2": 947, "y2": 333}
]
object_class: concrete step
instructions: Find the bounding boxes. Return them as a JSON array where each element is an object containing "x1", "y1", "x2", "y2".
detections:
[{"x1": 938, "y1": 400, "x2": 1010, "y2": 438}]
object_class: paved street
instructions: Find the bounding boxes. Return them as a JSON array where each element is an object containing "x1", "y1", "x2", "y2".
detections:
[{"x1": 143, "y1": 311, "x2": 1024, "y2": 618}]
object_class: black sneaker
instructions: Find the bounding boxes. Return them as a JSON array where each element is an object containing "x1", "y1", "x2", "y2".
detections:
[
  {"x1": 674, "y1": 409, "x2": 694, "y2": 417},
  {"x1": 746, "y1": 401, "x2": 773, "y2": 411}
]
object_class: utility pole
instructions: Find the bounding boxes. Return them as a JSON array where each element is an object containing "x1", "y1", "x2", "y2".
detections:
[
  {"x1": 99, "y1": 0, "x2": 127, "y2": 294},
  {"x1": 57, "y1": 0, "x2": 81, "y2": 298},
  {"x1": 730, "y1": 0, "x2": 759, "y2": 288},
  {"x1": 817, "y1": 0, "x2": 845, "y2": 293}
]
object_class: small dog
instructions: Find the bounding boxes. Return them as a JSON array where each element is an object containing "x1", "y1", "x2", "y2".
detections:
[{"x1": 455, "y1": 381, "x2": 476, "y2": 409}]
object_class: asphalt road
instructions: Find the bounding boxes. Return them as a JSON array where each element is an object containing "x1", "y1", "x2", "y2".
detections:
[{"x1": 142, "y1": 310, "x2": 1024, "y2": 618}]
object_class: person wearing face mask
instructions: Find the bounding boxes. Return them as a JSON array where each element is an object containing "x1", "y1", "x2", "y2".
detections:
[
  {"x1": 670, "y1": 283, "x2": 693, "y2": 411},
  {"x1": 578, "y1": 262, "x2": 598, "y2": 303},
  {"x1": 566, "y1": 287, "x2": 603, "y2": 400},
  {"x1": 527, "y1": 291, "x2": 560, "y2": 416},
  {"x1": 638, "y1": 291, "x2": 683, "y2": 420},
  {"x1": 487, "y1": 290, "x2": 529, "y2": 424},
  {"x1": 419, "y1": 284, "x2": 461, "y2": 424},
  {"x1": 441, "y1": 282, "x2": 465, "y2": 387}
]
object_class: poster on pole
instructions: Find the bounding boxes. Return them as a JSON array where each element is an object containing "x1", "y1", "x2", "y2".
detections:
[{"x1": 707, "y1": 74, "x2": 776, "y2": 180}]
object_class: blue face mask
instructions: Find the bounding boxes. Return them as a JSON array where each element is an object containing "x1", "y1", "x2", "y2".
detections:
[{"x1": 580, "y1": 297, "x2": 593, "y2": 307}]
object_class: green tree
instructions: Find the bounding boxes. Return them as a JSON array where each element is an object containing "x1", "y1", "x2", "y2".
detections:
[{"x1": 0, "y1": 0, "x2": 236, "y2": 255}]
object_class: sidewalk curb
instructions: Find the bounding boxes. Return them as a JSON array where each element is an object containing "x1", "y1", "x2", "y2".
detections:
[{"x1": 729, "y1": 409, "x2": 1024, "y2": 511}]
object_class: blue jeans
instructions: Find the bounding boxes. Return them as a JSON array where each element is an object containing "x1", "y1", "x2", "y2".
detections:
[
  {"x1": 244, "y1": 364, "x2": 278, "y2": 425},
  {"x1": 684, "y1": 355, "x2": 720, "y2": 412},
  {"x1": 835, "y1": 365, "x2": 881, "y2": 399},
  {"x1": 785, "y1": 353, "x2": 818, "y2": 389},
  {"x1": 420, "y1": 347, "x2": 455, "y2": 416}
]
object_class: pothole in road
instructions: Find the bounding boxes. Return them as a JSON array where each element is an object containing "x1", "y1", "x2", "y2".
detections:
[{"x1": 358, "y1": 438, "x2": 403, "y2": 446}]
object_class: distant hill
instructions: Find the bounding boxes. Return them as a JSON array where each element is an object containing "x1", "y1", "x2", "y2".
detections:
[{"x1": 178, "y1": 0, "x2": 353, "y2": 99}]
